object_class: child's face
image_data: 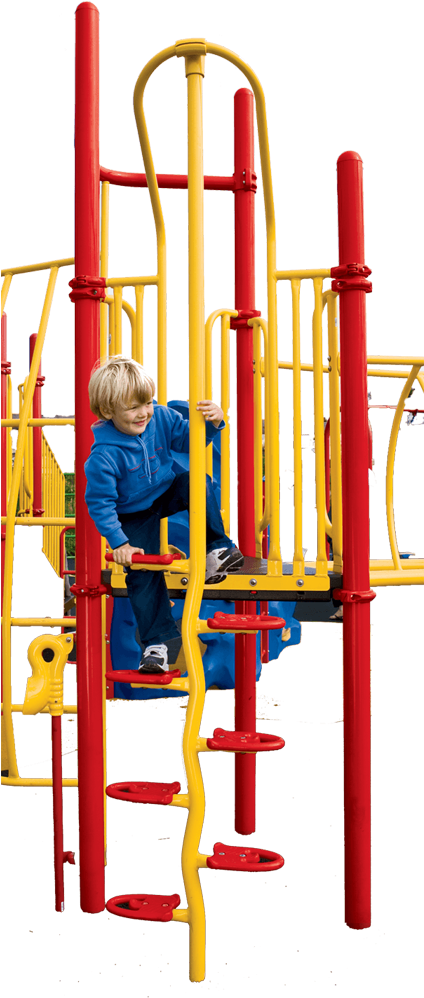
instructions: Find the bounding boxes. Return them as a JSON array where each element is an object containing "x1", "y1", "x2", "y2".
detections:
[{"x1": 111, "y1": 397, "x2": 154, "y2": 436}]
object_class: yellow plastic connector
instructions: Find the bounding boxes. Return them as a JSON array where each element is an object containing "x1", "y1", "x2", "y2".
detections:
[{"x1": 23, "y1": 633, "x2": 74, "y2": 716}]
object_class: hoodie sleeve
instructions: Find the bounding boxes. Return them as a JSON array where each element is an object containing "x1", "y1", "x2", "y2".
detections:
[{"x1": 84, "y1": 452, "x2": 130, "y2": 550}]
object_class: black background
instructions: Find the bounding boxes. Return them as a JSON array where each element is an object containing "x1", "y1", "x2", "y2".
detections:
[{"x1": 2, "y1": 3, "x2": 423, "y2": 998}]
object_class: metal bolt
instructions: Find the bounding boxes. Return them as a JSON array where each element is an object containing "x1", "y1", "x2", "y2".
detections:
[
  {"x1": 239, "y1": 853, "x2": 246, "y2": 857},
  {"x1": 296, "y1": 579, "x2": 304, "y2": 587},
  {"x1": 249, "y1": 579, "x2": 257, "y2": 586},
  {"x1": 219, "y1": 852, "x2": 225, "y2": 855},
  {"x1": 66, "y1": 636, "x2": 72, "y2": 643},
  {"x1": 181, "y1": 577, "x2": 188, "y2": 585}
]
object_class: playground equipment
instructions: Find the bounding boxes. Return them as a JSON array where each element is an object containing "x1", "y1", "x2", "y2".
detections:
[{"x1": 2, "y1": 2, "x2": 424, "y2": 983}]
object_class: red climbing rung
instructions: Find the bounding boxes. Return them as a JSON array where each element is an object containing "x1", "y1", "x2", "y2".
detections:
[
  {"x1": 207, "y1": 728, "x2": 285, "y2": 752},
  {"x1": 105, "y1": 669, "x2": 181, "y2": 685},
  {"x1": 106, "y1": 780, "x2": 181, "y2": 804},
  {"x1": 206, "y1": 611, "x2": 285, "y2": 630},
  {"x1": 106, "y1": 892, "x2": 181, "y2": 921},
  {"x1": 207, "y1": 842, "x2": 284, "y2": 872},
  {"x1": 105, "y1": 552, "x2": 181, "y2": 565}
]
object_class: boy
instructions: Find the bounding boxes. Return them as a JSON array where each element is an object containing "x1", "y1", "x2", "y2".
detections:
[{"x1": 85, "y1": 357, "x2": 243, "y2": 674}]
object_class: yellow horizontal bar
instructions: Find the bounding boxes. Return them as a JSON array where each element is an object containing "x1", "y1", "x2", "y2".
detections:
[
  {"x1": 370, "y1": 570, "x2": 424, "y2": 586},
  {"x1": 275, "y1": 269, "x2": 332, "y2": 281},
  {"x1": 107, "y1": 276, "x2": 158, "y2": 288},
  {"x1": 167, "y1": 573, "x2": 331, "y2": 594},
  {"x1": 370, "y1": 559, "x2": 424, "y2": 570},
  {"x1": 367, "y1": 369, "x2": 418, "y2": 379},
  {"x1": 169, "y1": 794, "x2": 189, "y2": 808},
  {"x1": 276, "y1": 360, "x2": 330, "y2": 374},
  {"x1": 2, "y1": 418, "x2": 75, "y2": 428},
  {"x1": 367, "y1": 356, "x2": 424, "y2": 366},
  {"x1": 1, "y1": 517, "x2": 75, "y2": 526},
  {"x1": 198, "y1": 739, "x2": 262, "y2": 755},
  {"x1": 1, "y1": 257, "x2": 74, "y2": 276},
  {"x1": 8, "y1": 618, "x2": 76, "y2": 627},
  {"x1": 2, "y1": 777, "x2": 78, "y2": 787},
  {"x1": 7, "y1": 704, "x2": 77, "y2": 713},
  {"x1": 172, "y1": 909, "x2": 190, "y2": 923},
  {"x1": 130, "y1": 677, "x2": 190, "y2": 692}
]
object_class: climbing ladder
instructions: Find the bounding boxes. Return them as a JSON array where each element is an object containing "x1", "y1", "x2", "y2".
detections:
[{"x1": 106, "y1": 554, "x2": 285, "y2": 964}]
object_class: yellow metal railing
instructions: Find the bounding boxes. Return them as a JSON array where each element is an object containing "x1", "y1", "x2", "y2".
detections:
[
  {"x1": 205, "y1": 308, "x2": 237, "y2": 535},
  {"x1": 41, "y1": 432, "x2": 66, "y2": 576}
]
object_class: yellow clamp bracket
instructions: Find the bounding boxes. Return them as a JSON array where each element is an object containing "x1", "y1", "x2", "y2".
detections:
[
  {"x1": 175, "y1": 38, "x2": 206, "y2": 77},
  {"x1": 23, "y1": 633, "x2": 74, "y2": 716}
]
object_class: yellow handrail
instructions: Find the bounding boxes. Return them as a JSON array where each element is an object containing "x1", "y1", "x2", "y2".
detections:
[
  {"x1": 323, "y1": 290, "x2": 342, "y2": 574},
  {"x1": 204, "y1": 307, "x2": 237, "y2": 533},
  {"x1": 312, "y1": 278, "x2": 328, "y2": 578},
  {"x1": 250, "y1": 317, "x2": 271, "y2": 555},
  {"x1": 386, "y1": 364, "x2": 422, "y2": 570}
]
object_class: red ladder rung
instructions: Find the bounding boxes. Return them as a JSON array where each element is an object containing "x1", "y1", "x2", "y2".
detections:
[
  {"x1": 106, "y1": 780, "x2": 181, "y2": 804},
  {"x1": 206, "y1": 611, "x2": 285, "y2": 631}
]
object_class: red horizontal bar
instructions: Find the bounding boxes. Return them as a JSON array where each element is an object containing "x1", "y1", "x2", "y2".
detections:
[
  {"x1": 100, "y1": 166, "x2": 235, "y2": 191},
  {"x1": 368, "y1": 405, "x2": 424, "y2": 412}
]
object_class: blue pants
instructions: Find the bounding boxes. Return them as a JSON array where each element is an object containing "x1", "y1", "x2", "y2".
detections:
[{"x1": 120, "y1": 472, "x2": 231, "y2": 647}]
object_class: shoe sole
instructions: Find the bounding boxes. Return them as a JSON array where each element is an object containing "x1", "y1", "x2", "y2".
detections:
[
  {"x1": 138, "y1": 663, "x2": 168, "y2": 674},
  {"x1": 205, "y1": 550, "x2": 244, "y2": 585}
]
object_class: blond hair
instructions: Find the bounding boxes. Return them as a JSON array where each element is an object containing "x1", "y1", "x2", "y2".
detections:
[{"x1": 88, "y1": 357, "x2": 155, "y2": 419}]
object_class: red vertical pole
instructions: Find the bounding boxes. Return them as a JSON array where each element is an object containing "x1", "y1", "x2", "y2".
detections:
[
  {"x1": 333, "y1": 151, "x2": 372, "y2": 929},
  {"x1": 74, "y1": 1, "x2": 104, "y2": 913},
  {"x1": 29, "y1": 334, "x2": 44, "y2": 517},
  {"x1": 52, "y1": 715, "x2": 65, "y2": 911},
  {"x1": 233, "y1": 89, "x2": 257, "y2": 834}
]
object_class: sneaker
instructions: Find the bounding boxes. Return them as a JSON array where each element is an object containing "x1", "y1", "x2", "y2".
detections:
[
  {"x1": 138, "y1": 643, "x2": 169, "y2": 674},
  {"x1": 329, "y1": 605, "x2": 343, "y2": 622},
  {"x1": 205, "y1": 546, "x2": 244, "y2": 584}
]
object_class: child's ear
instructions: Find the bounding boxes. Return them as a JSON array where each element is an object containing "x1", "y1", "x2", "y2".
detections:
[{"x1": 99, "y1": 408, "x2": 110, "y2": 421}]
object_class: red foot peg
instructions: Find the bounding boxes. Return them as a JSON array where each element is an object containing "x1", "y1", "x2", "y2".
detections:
[
  {"x1": 207, "y1": 611, "x2": 285, "y2": 630},
  {"x1": 207, "y1": 842, "x2": 284, "y2": 872},
  {"x1": 106, "y1": 780, "x2": 181, "y2": 804},
  {"x1": 105, "y1": 669, "x2": 181, "y2": 685},
  {"x1": 207, "y1": 728, "x2": 285, "y2": 752},
  {"x1": 106, "y1": 893, "x2": 181, "y2": 921}
]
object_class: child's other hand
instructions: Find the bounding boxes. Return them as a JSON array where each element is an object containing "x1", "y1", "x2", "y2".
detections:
[{"x1": 197, "y1": 400, "x2": 224, "y2": 427}]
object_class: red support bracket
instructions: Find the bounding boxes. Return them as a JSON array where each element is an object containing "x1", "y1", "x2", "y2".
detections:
[
  {"x1": 333, "y1": 588, "x2": 376, "y2": 604},
  {"x1": 70, "y1": 583, "x2": 109, "y2": 598},
  {"x1": 331, "y1": 263, "x2": 372, "y2": 294},
  {"x1": 233, "y1": 167, "x2": 258, "y2": 192},
  {"x1": 68, "y1": 275, "x2": 106, "y2": 302},
  {"x1": 230, "y1": 308, "x2": 261, "y2": 330},
  {"x1": 1, "y1": 361, "x2": 11, "y2": 376},
  {"x1": 63, "y1": 851, "x2": 75, "y2": 865}
]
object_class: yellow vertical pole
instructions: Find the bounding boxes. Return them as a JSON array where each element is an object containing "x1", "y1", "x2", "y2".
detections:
[
  {"x1": 180, "y1": 42, "x2": 207, "y2": 985},
  {"x1": 291, "y1": 279, "x2": 304, "y2": 577},
  {"x1": 253, "y1": 321, "x2": 263, "y2": 557},
  {"x1": 100, "y1": 181, "x2": 109, "y2": 364},
  {"x1": 205, "y1": 312, "x2": 213, "y2": 479},
  {"x1": 108, "y1": 299, "x2": 115, "y2": 357},
  {"x1": 113, "y1": 285, "x2": 124, "y2": 355},
  {"x1": 312, "y1": 278, "x2": 328, "y2": 577},
  {"x1": 220, "y1": 312, "x2": 231, "y2": 536},
  {"x1": 131, "y1": 284, "x2": 145, "y2": 367},
  {"x1": 326, "y1": 292, "x2": 342, "y2": 573}
]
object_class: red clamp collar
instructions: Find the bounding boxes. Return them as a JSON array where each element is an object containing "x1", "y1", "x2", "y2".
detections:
[
  {"x1": 1, "y1": 361, "x2": 11, "y2": 375},
  {"x1": 230, "y1": 309, "x2": 261, "y2": 329},
  {"x1": 69, "y1": 275, "x2": 106, "y2": 303},
  {"x1": 331, "y1": 263, "x2": 372, "y2": 294},
  {"x1": 233, "y1": 167, "x2": 258, "y2": 192},
  {"x1": 70, "y1": 583, "x2": 109, "y2": 598},
  {"x1": 333, "y1": 588, "x2": 376, "y2": 604}
]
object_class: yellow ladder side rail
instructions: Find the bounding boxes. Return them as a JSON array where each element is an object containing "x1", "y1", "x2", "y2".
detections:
[
  {"x1": 134, "y1": 285, "x2": 144, "y2": 364},
  {"x1": 180, "y1": 46, "x2": 207, "y2": 985},
  {"x1": 41, "y1": 432, "x2": 66, "y2": 576},
  {"x1": 250, "y1": 317, "x2": 271, "y2": 556},
  {"x1": 113, "y1": 286, "x2": 123, "y2": 354},
  {"x1": 133, "y1": 40, "x2": 210, "y2": 981},
  {"x1": 2, "y1": 266, "x2": 58, "y2": 780}
]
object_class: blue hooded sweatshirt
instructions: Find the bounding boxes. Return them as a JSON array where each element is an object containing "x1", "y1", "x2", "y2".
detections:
[{"x1": 84, "y1": 401, "x2": 224, "y2": 550}]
